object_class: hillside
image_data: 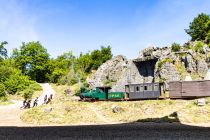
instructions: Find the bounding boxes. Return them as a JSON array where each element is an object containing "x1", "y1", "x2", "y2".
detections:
[{"x1": 88, "y1": 41, "x2": 210, "y2": 91}]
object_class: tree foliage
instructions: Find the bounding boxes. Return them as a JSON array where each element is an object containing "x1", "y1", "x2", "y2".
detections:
[
  {"x1": 13, "y1": 41, "x2": 50, "y2": 82},
  {"x1": 185, "y1": 13, "x2": 210, "y2": 41},
  {"x1": 0, "y1": 59, "x2": 41, "y2": 100},
  {"x1": 47, "y1": 46, "x2": 112, "y2": 85},
  {"x1": 0, "y1": 41, "x2": 8, "y2": 60}
]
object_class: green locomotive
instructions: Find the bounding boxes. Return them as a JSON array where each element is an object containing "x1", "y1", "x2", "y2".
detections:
[{"x1": 80, "y1": 86, "x2": 125, "y2": 101}]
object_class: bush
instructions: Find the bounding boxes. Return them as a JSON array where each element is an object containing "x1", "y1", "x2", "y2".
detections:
[
  {"x1": 157, "y1": 58, "x2": 173, "y2": 70},
  {"x1": 0, "y1": 83, "x2": 6, "y2": 97},
  {"x1": 195, "y1": 41, "x2": 203, "y2": 52},
  {"x1": 206, "y1": 32, "x2": 210, "y2": 45},
  {"x1": 21, "y1": 88, "x2": 34, "y2": 100},
  {"x1": 29, "y1": 82, "x2": 42, "y2": 91},
  {"x1": 171, "y1": 43, "x2": 181, "y2": 52}
]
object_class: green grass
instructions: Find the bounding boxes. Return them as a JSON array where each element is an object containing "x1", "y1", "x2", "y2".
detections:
[
  {"x1": 0, "y1": 100, "x2": 13, "y2": 105},
  {"x1": 21, "y1": 84, "x2": 100, "y2": 125}
]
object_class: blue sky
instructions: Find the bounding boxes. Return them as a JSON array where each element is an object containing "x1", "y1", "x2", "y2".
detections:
[{"x1": 0, "y1": 0, "x2": 210, "y2": 59}]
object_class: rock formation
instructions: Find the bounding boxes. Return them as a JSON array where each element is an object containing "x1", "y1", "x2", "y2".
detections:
[{"x1": 87, "y1": 41, "x2": 210, "y2": 91}]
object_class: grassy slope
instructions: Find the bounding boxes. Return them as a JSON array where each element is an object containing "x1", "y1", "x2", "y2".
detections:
[
  {"x1": 97, "y1": 99, "x2": 210, "y2": 124},
  {"x1": 21, "y1": 84, "x2": 210, "y2": 125},
  {"x1": 21, "y1": 84, "x2": 99, "y2": 125}
]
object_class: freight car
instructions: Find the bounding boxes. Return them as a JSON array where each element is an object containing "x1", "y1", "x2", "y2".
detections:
[{"x1": 80, "y1": 80, "x2": 210, "y2": 101}]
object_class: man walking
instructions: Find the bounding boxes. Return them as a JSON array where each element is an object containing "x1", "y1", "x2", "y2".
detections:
[{"x1": 33, "y1": 97, "x2": 38, "y2": 107}]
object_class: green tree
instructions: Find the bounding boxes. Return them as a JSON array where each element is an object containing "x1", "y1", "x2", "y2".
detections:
[
  {"x1": 101, "y1": 45, "x2": 112, "y2": 63},
  {"x1": 205, "y1": 20, "x2": 210, "y2": 45},
  {"x1": 185, "y1": 13, "x2": 210, "y2": 41},
  {"x1": 0, "y1": 41, "x2": 8, "y2": 60},
  {"x1": 13, "y1": 41, "x2": 50, "y2": 82}
]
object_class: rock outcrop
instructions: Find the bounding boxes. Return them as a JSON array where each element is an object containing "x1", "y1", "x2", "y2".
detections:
[{"x1": 87, "y1": 41, "x2": 210, "y2": 91}]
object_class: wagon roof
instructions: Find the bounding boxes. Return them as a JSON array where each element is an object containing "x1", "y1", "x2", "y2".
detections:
[{"x1": 169, "y1": 80, "x2": 210, "y2": 83}]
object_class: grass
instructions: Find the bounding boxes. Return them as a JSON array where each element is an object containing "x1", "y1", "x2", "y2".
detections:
[
  {"x1": 21, "y1": 101, "x2": 99, "y2": 125},
  {"x1": 21, "y1": 84, "x2": 99, "y2": 125},
  {"x1": 0, "y1": 100, "x2": 13, "y2": 105},
  {"x1": 96, "y1": 100, "x2": 188, "y2": 123}
]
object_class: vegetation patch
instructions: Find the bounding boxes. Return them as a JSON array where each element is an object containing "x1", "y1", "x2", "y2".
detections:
[
  {"x1": 157, "y1": 58, "x2": 173, "y2": 70},
  {"x1": 171, "y1": 43, "x2": 181, "y2": 52},
  {"x1": 175, "y1": 61, "x2": 187, "y2": 79}
]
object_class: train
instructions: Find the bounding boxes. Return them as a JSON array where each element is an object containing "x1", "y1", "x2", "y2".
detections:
[{"x1": 79, "y1": 80, "x2": 210, "y2": 101}]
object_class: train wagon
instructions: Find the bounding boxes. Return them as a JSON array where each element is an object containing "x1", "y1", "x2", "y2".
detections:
[
  {"x1": 125, "y1": 83, "x2": 162, "y2": 100},
  {"x1": 169, "y1": 80, "x2": 210, "y2": 98}
]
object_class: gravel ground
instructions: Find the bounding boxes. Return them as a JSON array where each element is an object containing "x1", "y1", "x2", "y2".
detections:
[{"x1": 0, "y1": 123, "x2": 210, "y2": 140}]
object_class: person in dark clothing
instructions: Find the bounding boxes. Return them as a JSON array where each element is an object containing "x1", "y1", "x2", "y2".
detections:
[
  {"x1": 26, "y1": 100, "x2": 31, "y2": 109},
  {"x1": 46, "y1": 97, "x2": 51, "y2": 104},
  {"x1": 33, "y1": 97, "x2": 38, "y2": 107},
  {"x1": 44, "y1": 95, "x2": 47, "y2": 104},
  {"x1": 20, "y1": 100, "x2": 27, "y2": 109},
  {"x1": 50, "y1": 94, "x2": 53, "y2": 99}
]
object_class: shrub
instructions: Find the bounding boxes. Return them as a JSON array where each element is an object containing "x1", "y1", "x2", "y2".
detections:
[
  {"x1": 103, "y1": 79, "x2": 113, "y2": 87},
  {"x1": 0, "y1": 83, "x2": 6, "y2": 97},
  {"x1": 21, "y1": 88, "x2": 34, "y2": 100},
  {"x1": 157, "y1": 58, "x2": 173, "y2": 70},
  {"x1": 195, "y1": 41, "x2": 203, "y2": 52},
  {"x1": 206, "y1": 32, "x2": 210, "y2": 46},
  {"x1": 171, "y1": 43, "x2": 181, "y2": 52},
  {"x1": 29, "y1": 82, "x2": 42, "y2": 91}
]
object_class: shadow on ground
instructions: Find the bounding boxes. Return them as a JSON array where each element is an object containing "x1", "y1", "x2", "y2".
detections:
[{"x1": 0, "y1": 112, "x2": 210, "y2": 140}]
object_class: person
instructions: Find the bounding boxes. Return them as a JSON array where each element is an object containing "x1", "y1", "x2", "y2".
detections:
[
  {"x1": 25, "y1": 100, "x2": 31, "y2": 109},
  {"x1": 46, "y1": 97, "x2": 51, "y2": 104},
  {"x1": 50, "y1": 94, "x2": 53, "y2": 100},
  {"x1": 20, "y1": 100, "x2": 27, "y2": 109},
  {"x1": 44, "y1": 95, "x2": 47, "y2": 104},
  {"x1": 33, "y1": 97, "x2": 38, "y2": 107}
]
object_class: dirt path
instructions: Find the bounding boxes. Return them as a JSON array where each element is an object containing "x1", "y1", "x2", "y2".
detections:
[
  {"x1": 0, "y1": 83, "x2": 55, "y2": 126},
  {"x1": 0, "y1": 100, "x2": 26, "y2": 126},
  {"x1": 88, "y1": 104, "x2": 114, "y2": 124},
  {"x1": 37, "y1": 83, "x2": 55, "y2": 105}
]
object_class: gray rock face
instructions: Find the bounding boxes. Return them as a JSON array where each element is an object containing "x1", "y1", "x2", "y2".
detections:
[
  {"x1": 196, "y1": 60, "x2": 208, "y2": 78},
  {"x1": 87, "y1": 55, "x2": 129, "y2": 89},
  {"x1": 159, "y1": 62, "x2": 181, "y2": 89},
  {"x1": 185, "y1": 54, "x2": 196, "y2": 72},
  {"x1": 87, "y1": 41, "x2": 209, "y2": 91}
]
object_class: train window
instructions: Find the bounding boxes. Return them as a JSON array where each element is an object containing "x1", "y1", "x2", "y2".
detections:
[
  {"x1": 136, "y1": 86, "x2": 140, "y2": 92},
  {"x1": 140, "y1": 86, "x2": 144, "y2": 91},
  {"x1": 154, "y1": 85, "x2": 159, "y2": 91},
  {"x1": 148, "y1": 85, "x2": 153, "y2": 91},
  {"x1": 125, "y1": 86, "x2": 129, "y2": 93},
  {"x1": 130, "y1": 86, "x2": 134, "y2": 92},
  {"x1": 144, "y1": 86, "x2": 147, "y2": 91}
]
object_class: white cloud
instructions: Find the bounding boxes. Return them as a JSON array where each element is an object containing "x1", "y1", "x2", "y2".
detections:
[{"x1": 0, "y1": 0, "x2": 38, "y2": 55}]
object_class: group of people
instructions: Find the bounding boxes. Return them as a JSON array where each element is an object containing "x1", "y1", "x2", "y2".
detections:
[
  {"x1": 20, "y1": 94, "x2": 53, "y2": 109},
  {"x1": 43, "y1": 94, "x2": 53, "y2": 104},
  {"x1": 20, "y1": 97, "x2": 38, "y2": 109}
]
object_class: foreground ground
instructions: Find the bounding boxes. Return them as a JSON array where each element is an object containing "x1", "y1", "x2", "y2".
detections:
[
  {"x1": 0, "y1": 123, "x2": 210, "y2": 140},
  {"x1": 20, "y1": 84, "x2": 210, "y2": 126},
  {"x1": 1, "y1": 84, "x2": 210, "y2": 139}
]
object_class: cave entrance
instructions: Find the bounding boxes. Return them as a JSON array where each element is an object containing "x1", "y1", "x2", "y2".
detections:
[{"x1": 133, "y1": 59, "x2": 158, "y2": 83}]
